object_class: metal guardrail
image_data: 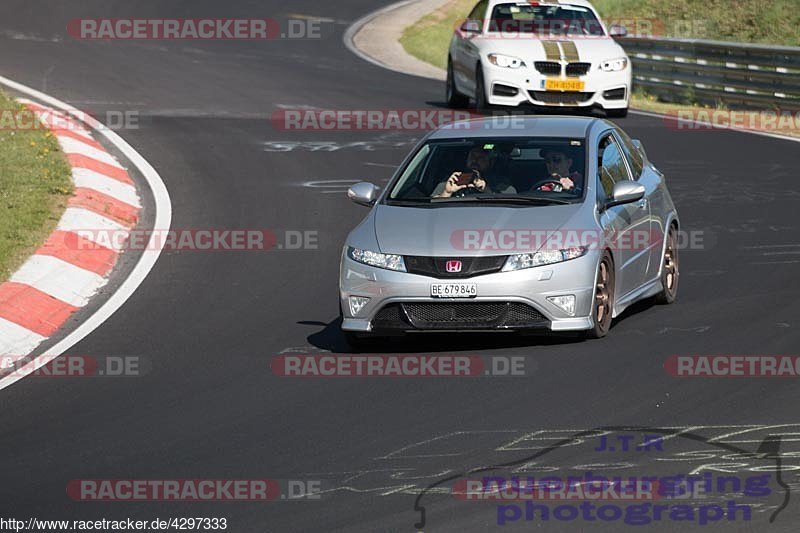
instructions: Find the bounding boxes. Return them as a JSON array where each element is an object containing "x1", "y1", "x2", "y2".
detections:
[{"x1": 616, "y1": 37, "x2": 800, "y2": 111}]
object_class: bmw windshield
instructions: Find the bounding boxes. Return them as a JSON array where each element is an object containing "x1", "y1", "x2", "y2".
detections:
[
  {"x1": 386, "y1": 138, "x2": 587, "y2": 205},
  {"x1": 487, "y1": 3, "x2": 606, "y2": 36}
]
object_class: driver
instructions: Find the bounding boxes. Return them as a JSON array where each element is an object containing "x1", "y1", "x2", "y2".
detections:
[
  {"x1": 534, "y1": 148, "x2": 582, "y2": 192},
  {"x1": 432, "y1": 146, "x2": 514, "y2": 198}
]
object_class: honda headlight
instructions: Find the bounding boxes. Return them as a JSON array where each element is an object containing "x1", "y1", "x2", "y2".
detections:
[
  {"x1": 348, "y1": 247, "x2": 406, "y2": 272},
  {"x1": 488, "y1": 53, "x2": 525, "y2": 69},
  {"x1": 599, "y1": 57, "x2": 628, "y2": 72},
  {"x1": 502, "y1": 247, "x2": 588, "y2": 272}
]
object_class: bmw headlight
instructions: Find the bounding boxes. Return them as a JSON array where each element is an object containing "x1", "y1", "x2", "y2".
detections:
[
  {"x1": 502, "y1": 247, "x2": 588, "y2": 272},
  {"x1": 599, "y1": 57, "x2": 628, "y2": 72},
  {"x1": 488, "y1": 53, "x2": 525, "y2": 69},
  {"x1": 348, "y1": 247, "x2": 406, "y2": 272}
]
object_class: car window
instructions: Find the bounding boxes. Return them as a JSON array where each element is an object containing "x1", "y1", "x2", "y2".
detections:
[
  {"x1": 386, "y1": 137, "x2": 587, "y2": 205},
  {"x1": 468, "y1": 0, "x2": 489, "y2": 24},
  {"x1": 597, "y1": 134, "x2": 630, "y2": 198},
  {"x1": 389, "y1": 144, "x2": 431, "y2": 198},
  {"x1": 487, "y1": 3, "x2": 605, "y2": 35},
  {"x1": 614, "y1": 129, "x2": 644, "y2": 180}
]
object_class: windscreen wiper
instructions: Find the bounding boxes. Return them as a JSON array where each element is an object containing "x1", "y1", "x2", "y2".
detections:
[
  {"x1": 384, "y1": 198, "x2": 434, "y2": 206},
  {"x1": 471, "y1": 195, "x2": 573, "y2": 205}
]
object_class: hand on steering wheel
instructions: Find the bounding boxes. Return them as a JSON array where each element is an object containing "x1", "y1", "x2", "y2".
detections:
[
  {"x1": 534, "y1": 175, "x2": 575, "y2": 192},
  {"x1": 452, "y1": 184, "x2": 484, "y2": 197},
  {"x1": 534, "y1": 179, "x2": 566, "y2": 193}
]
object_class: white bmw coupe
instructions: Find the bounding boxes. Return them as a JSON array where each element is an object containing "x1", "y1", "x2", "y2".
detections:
[{"x1": 447, "y1": 0, "x2": 631, "y2": 117}]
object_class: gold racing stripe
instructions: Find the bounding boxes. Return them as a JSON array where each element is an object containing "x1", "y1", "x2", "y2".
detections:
[
  {"x1": 542, "y1": 41, "x2": 561, "y2": 62},
  {"x1": 559, "y1": 41, "x2": 580, "y2": 62}
]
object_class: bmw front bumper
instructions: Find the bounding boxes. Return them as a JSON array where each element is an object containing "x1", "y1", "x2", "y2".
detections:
[{"x1": 482, "y1": 63, "x2": 631, "y2": 110}]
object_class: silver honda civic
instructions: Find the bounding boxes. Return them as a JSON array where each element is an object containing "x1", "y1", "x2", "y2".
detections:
[{"x1": 339, "y1": 116, "x2": 679, "y2": 345}]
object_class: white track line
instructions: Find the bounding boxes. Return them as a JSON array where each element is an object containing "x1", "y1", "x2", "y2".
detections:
[
  {"x1": 72, "y1": 168, "x2": 141, "y2": 208},
  {"x1": 0, "y1": 75, "x2": 172, "y2": 391},
  {"x1": 629, "y1": 109, "x2": 800, "y2": 145},
  {"x1": 10, "y1": 255, "x2": 106, "y2": 308}
]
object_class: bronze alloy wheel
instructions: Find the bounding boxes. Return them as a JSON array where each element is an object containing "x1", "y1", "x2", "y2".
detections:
[
  {"x1": 656, "y1": 226, "x2": 679, "y2": 304},
  {"x1": 589, "y1": 252, "x2": 614, "y2": 338}
]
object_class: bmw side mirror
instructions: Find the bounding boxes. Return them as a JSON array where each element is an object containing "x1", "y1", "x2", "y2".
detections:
[
  {"x1": 460, "y1": 20, "x2": 481, "y2": 34},
  {"x1": 608, "y1": 24, "x2": 627, "y2": 38},
  {"x1": 347, "y1": 182, "x2": 381, "y2": 207},
  {"x1": 605, "y1": 181, "x2": 645, "y2": 209}
]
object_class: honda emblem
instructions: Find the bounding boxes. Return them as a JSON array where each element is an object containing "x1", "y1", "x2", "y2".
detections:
[{"x1": 445, "y1": 260, "x2": 463, "y2": 273}]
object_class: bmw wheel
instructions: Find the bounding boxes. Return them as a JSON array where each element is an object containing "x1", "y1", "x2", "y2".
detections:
[
  {"x1": 475, "y1": 65, "x2": 489, "y2": 112},
  {"x1": 446, "y1": 58, "x2": 469, "y2": 108}
]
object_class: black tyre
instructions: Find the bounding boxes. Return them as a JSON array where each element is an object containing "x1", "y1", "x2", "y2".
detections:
[
  {"x1": 343, "y1": 331, "x2": 374, "y2": 352},
  {"x1": 606, "y1": 107, "x2": 629, "y2": 118},
  {"x1": 475, "y1": 64, "x2": 489, "y2": 112},
  {"x1": 655, "y1": 225, "x2": 679, "y2": 304},
  {"x1": 446, "y1": 58, "x2": 469, "y2": 109},
  {"x1": 587, "y1": 251, "x2": 615, "y2": 339}
]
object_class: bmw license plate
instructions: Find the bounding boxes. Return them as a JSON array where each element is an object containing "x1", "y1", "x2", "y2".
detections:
[
  {"x1": 544, "y1": 79, "x2": 585, "y2": 92},
  {"x1": 430, "y1": 283, "x2": 477, "y2": 298}
]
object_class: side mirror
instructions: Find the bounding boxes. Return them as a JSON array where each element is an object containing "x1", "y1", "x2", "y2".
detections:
[
  {"x1": 632, "y1": 139, "x2": 647, "y2": 160},
  {"x1": 460, "y1": 20, "x2": 481, "y2": 34},
  {"x1": 347, "y1": 182, "x2": 381, "y2": 207},
  {"x1": 608, "y1": 24, "x2": 627, "y2": 37},
  {"x1": 604, "y1": 181, "x2": 645, "y2": 210}
]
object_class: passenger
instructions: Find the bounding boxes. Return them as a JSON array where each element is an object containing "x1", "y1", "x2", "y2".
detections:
[{"x1": 534, "y1": 148, "x2": 582, "y2": 192}]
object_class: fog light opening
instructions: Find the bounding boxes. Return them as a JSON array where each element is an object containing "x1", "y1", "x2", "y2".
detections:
[
  {"x1": 349, "y1": 296, "x2": 371, "y2": 316},
  {"x1": 548, "y1": 295, "x2": 576, "y2": 316}
]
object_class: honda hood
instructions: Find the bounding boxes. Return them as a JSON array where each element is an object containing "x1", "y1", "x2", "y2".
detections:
[{"x1": 372, "y1": 203, "x2": 584, "y2": 256}]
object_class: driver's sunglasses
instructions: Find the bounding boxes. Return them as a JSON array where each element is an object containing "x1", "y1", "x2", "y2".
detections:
[{"x1": 545, "y1": 156, "x2": 566, "y2": 164}]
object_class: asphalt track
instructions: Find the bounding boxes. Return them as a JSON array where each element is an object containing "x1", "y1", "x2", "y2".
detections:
[{"x1": 0, "y1": 1, "x2": 799, "y2": 531}]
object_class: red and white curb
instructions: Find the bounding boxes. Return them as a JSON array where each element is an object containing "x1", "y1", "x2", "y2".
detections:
[
  {"x1": 0, "y1": 100, "x2": 141, "y2": 357},
  {"x1": 0, "y1": 75, "x2": 171, "y2": 390}
]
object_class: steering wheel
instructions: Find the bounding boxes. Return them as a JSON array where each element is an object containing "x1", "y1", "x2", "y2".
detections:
[
  {"x1": 532, "y1": 179, "x2": 565, "y2": 192},
  {"x1": 452, "y1": 185, "x2": 484, "y2": 198}
]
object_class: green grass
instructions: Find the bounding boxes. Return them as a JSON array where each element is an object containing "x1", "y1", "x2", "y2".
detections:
[
  {"x1": 399, "y1": 0, "x2": 475, "y2": 71},
  {"x1": 0, "y1": 90, "x2": 72, "y2": 281},
  {"x1": 400, "y1": 0, "x2": 800, "y2": 71}
]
